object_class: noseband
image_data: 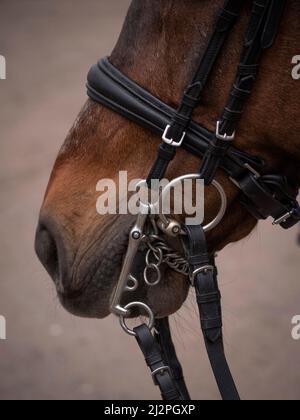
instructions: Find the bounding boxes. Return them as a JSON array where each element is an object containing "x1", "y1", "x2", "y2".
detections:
[{"x1": 86, "y1": 0, "x2": 299, "y2": 400}]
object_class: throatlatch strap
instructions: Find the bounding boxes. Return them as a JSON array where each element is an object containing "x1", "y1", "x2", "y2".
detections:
[
  {"x1": 133, "y1": 324, "x2": 183, "y2": 400},
  {"x1": 155, "y1": 318, "x2": 191, "y2": 400},
  {"x1": 183, "y1": 225, "x2": 240, "y2": 401}
]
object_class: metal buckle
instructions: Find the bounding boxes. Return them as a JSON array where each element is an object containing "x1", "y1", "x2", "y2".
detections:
[
  {"x1": 244, "y1": 163, "x2": 261, "y2": 178},
  {"x1": 272, "y1": 211, "x2": 294, "y2": 226},
  {"x1": 216, "y1": 121, "x2": 236, "y2": 141},
  {"x1": 229, "y1": 163, "x2": 261, "y2": 189},
  {"x1": 151, "y1": 366, "x2": 172, "y2": 386},
  {"x1": 162, "y1": 124, "x2": 186, "y2": 147},
  {"x1": 190, "y1": 265, "x2": 215, "y2": 286}
]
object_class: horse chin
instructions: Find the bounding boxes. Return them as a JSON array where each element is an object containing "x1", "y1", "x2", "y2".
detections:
[
  {"x1": 146, "y1": 270, "x2": 190, "y2": 318},
  {"x1": 54, "y1": 214, "x2": 134, "y2": 319},
  {"x1": 57, "y1": 262, "x2": 189, "y2": 321}
]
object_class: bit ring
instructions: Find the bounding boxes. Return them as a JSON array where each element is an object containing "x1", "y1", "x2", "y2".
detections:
[{"x1": 119, "y1": 302, "x2": 155, "y2": 336}]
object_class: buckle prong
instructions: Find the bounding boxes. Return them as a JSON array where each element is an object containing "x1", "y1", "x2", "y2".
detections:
[
  {"x1": 190, "y1": 265, "x2": 215, "y2": 286},
  {"x1": 151, "y1": 366, "x2": 172, "y2": 385},
  {"x1": 216, "y1": 121, "x2": 235, "y2": 141},
  {"x1": 273, "y1": 211, "x2": 294, "y2": 226}
]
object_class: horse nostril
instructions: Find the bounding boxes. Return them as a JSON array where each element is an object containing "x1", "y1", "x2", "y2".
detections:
[{"x1": 35, "y1": 223, "x2": 60, "y2": 281}]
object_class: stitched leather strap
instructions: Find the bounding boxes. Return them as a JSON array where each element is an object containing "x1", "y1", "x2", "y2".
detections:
[
  {"x1": 183, "y1": 225, "x2": 240, "y2": 401},
  {"x1": 165, "y1": 0, "x2": 243, "y2": 145},
  {"x1": 87, "y1": 57, "x2": 300, "y2": 229},
  {"x1": 199, "y1": 0, "x2": 286, "y2": 185},
  {"x1": 155, "y1": 318, "x2": 191, "y2": 400},
  {"x1": 134, "y1": 324, "x2": 183, "y2": 400},
  {"x1": 144, "y1": 0, "x2": 243, "y2": 186},
  {"x1": 87, "y1": 58, "x2": 264, "y2": 177}
]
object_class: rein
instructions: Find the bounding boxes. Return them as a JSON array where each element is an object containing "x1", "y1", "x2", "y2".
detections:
[{"x1": 86, "y1": 0, "x2": 299, "y2": 400}]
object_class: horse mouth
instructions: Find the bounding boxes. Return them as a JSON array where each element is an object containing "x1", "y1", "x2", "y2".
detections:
[
  {"x1": 36, "y1": 211, "x2": 188, "y2": 319},
  {"x1": 58, "y1": 245, "x2": 149, "y2": 319},
  {"x1": 55, "y1": 214, "x2": 150, "y2": 318}
]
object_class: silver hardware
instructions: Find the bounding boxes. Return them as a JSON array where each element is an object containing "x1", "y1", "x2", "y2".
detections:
[
  {"x1": 203, "y1": 179, "x2": 227, "y2": 232},
  {"x1": 244, "y1": 163, "x2": 261, "y2": 178},
  {"x1": 151, "y1": 366, "x2": 172, "y2": 385},
  {"x1": 111, "y1": 175, "x2": 226, "y2": 324},
  {"x1": 162, "y1": 124, "x2": 186, "y2": 147},
  {"x1": 272, "y1": 211, "x2": 293, "y2": 226},
  {"x1": 229, "y1": 177, "x2": 241, "y2": 189},
  {"x1": 144, "y1": 244, "x2": 163, "y2": 286},
  {"x1": 145, "y1": 235, "x2": 190, "y2": 277},
  {"x1": 132, "y1": 231, "x2": 141, "y2": 240},
  {"x1": 119, "y1": 302, "x2": 155, "y2": 336},
  {"x1": 110, "y1": 213, "x2": 148, "y2": 317},
  {"x1": 216, "y1": 121, "x2": 236, "y2": 141},
  {"x1": 144, "y1": 263, "x2": 161, "y2": 286},
  {"x1": 229, "y1": 163, "x2": 261, "y2": 189},
  {"x1": 156, "y1": 218, "x2": 182, "y2": 237},
  {"x1": 190, "y1": 265, "x2": 215, "y2": 286},
  {"x1": 157, "y1": 175, "x2": 227, "y2": 233},
  {"x1": 145, "y1": 248, "x2": 163, "y2": 266},
  {"x1": 125, "y1": 274, "x2": 139, "y2": 292}
]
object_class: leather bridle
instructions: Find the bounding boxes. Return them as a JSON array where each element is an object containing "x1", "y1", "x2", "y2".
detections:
[{"x1": 86, "y1": 0, "x2": 299, "y2": 400}]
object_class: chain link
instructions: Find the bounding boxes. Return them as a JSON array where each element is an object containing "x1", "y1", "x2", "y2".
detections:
[{"x1": 144, "y1": 234, "x2": 189, "y2": 284}]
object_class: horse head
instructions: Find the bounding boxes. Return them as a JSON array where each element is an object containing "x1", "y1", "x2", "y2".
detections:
[{"x1": 35, "y1": 0, "x2": 300, "y2": 321}]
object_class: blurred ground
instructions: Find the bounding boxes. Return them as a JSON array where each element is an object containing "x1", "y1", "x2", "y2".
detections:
[{"x1": 0, "y1": 0, "x2": 299, "y2": 400}]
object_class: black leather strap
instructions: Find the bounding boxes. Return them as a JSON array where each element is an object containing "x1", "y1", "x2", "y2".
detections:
[
  {"x1": 238, "y1": 173, "x2": 300, "y2": 229},
  {"x1": 165, "y1": 0, "x2": 243, "y2": 145},
  {"x1": 261, "y1": 0, "x2": 287, "y2": 49},
  {"x1": 183, "y1": 225, "x2": 240, "y2": 401},
  {"x1": 199, "y1": 0, "x2": 286, "y2": 185},
  {"x1": 145, "y1": 0, "x2": 243, "y2": 185},
  {"x1": 155, "y1": 318, "x2": 191, "y2": 400},
  {"x1": 87, "y1": 1, "x2": 298, "y2": 402},
  {"x1": 133, "y1": 324, "x2": 183, "y2": 400},
  {"x1": 87, "y1": 57, "x2": 265, "y2": 178},
  {"x1": 87, "y1": 58, "x2": 300, "y2": 229}
]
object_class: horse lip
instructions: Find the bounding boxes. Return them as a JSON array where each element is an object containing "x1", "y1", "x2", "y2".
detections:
[
  {"x1": 57, "y1": 289, "x2": 84, "y2": 301},
  {"x1": 35, "y1": 212, "x2": 74, "y2": 295},
  {"x1": 38, "y1": 212, "x2": 149, "y2": 317},
  {"x1": 55, "y1": 222, "x2": 137, "y2": 317}
]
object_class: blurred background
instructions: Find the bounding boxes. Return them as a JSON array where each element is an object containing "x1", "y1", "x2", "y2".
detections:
[{"x1": 0, "y1": 0, "x2": 299, "y2": 400}]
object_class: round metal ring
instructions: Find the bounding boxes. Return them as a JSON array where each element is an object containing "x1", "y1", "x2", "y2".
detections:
[
  {"x1": 147, "y1": 238, "x2": 161, "y2": 253},
  {"x1": 144, "y1": 263, "x2": 161, "y2": 286},
  {"x1": 203, "y1": 179, "x2": 227, "y2": 232},
  {"x1": 157, "y1": 174, "x2": 227, "y2": 233},
  {"x1": 119, "y1": 302, "x2": 155, "y2": 336},
  {"x1": 146, "y1": 248, "x2": 163, "y2": 266}
]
